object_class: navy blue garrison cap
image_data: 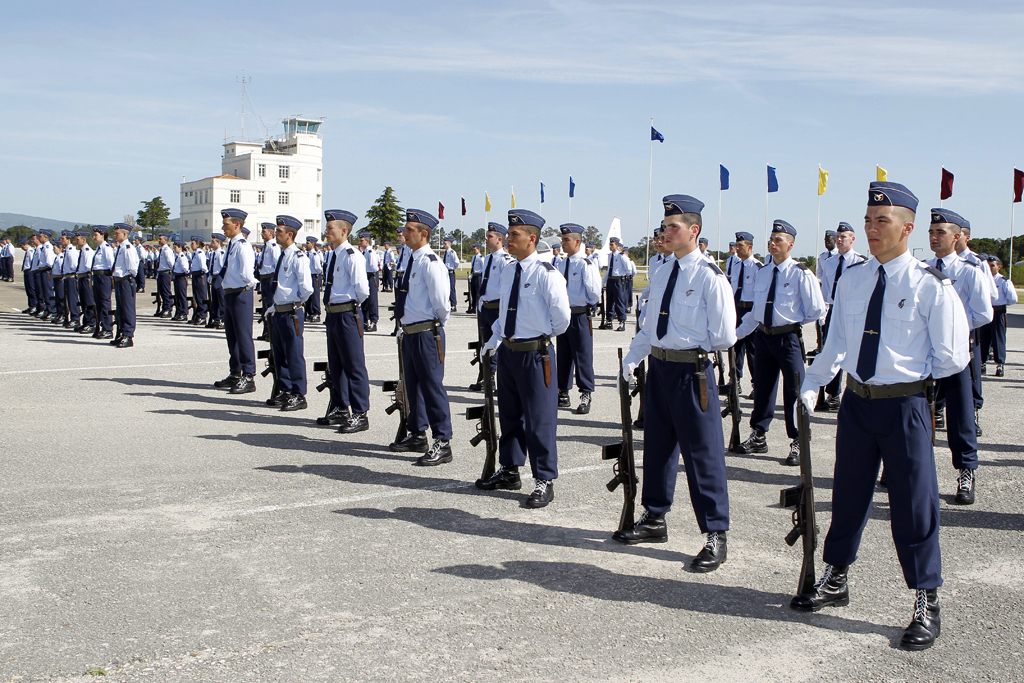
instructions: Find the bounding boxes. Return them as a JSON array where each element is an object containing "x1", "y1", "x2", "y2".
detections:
[
  {"x1": 988, "y1": 254, "x2": 1001, "y2": 263},
  {"x1": 824, "y1": 230, "x2": 837, "y2": 237},
  {"x1": 930, "y1": 208, "x2": 968, "y2": 229},
  {"x1": 698, "y1": 237, "x2": 709, "y2": 245},
  {"x1": 609, "y1": 237, "x2": 622, "y2": 245},
  {"x1": 508, "y1": 209, "x2": 545, "y2": 229},
  {"x1": 837, "y1": 222, "x2": 854, "y2": 233},
  {"x1": 663, "y1": 194, "x2": 705, "y2": 216},
  {"x1": 18, "y1": 238, "x2": 28, "y2": 246},
  {"x1": 406, "y1": 209, "x2": 438, "y2": 229},
  {"x1": 358, "y1": 231, "x2": 372, "y2": 239},
  {"x1": 221, "y1": 208, "x2": 247, "y2": 220},
  {"x1": 189, "y1": 235, "x2": 202, "y2": 241},
  {"x1": 472, "y1": 243, "x2": 482, "y2": 249},
  {"x1": 276, "y1": 215, "x2": 302, "y2": 230},
  {"x1": 586, "y1": 242, "x2": 596, "y2": 248},
  {"x1": 38, "y1": 229, "x2": 53, "y2": 237},
  {"x1": 963, "y1": 219, "x2": 971, "y2": 231},
  {"x1": 93, "y1": 226, "x2": 109, "y2": 235},
  {"x1": 211, "y1": 233, "x2": 226, "y2": 241},
  {"x1": 261, "y1": 222, "x2": 276, "y2": 231},
  {"x1": 325, "y1": 209, "x2": 357, "y2": 224},
  {"x1": 305, "y1": 235, "x2": 318, "y2": 243},
  {"x1": 174, "y1": 241, "x2": 185, "y2": 247},
  {"x1": 486, "y1": 222, "x2": 507, "y2": 235},
  {"x1": 112, "y1": 223, "x2": 133, "y2": 232},
  {"x1": 559, "y1": 223, "x2": 584, "y2": 235},
  {"x1": 729, "y1": 241, "x2": 736, "y2": 246},
  {"x1": 772, "y1": 219, "x2": 797, "y2": 237},
  {"x1": 156, "y1": 231, "x2": 168, "y2": 238},
  {"x1": 74, "y1": 230, "x2": 90, "y2": 238},
  {"x1": 868, "y1": 182, "x2": 918, "y2": 212},
  {"x1": 241, "y1": 227, "x2": 251, "y2": 236}
]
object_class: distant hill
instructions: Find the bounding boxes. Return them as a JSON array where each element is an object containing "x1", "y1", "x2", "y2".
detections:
[{"x1": 0, "y1": 213, "x2": 180, "y2": 236}]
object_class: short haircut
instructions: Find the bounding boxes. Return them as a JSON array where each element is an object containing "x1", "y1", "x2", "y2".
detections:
[
  {"x1": 280, "y1": 224, "x2": 298, "y2": 236},
  {"x1": 893, "y1": 206, "x2": 916, "y2": 224}
]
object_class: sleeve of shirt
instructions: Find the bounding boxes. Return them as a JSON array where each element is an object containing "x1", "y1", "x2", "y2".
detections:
[
  {"x1": 351, "y1": 252, "x2": 370, "y2": 304},
  {"x1": 930, "y1": 279, "x2": 971, "y2": 379},
  {"x1": 547, "y1": 270, "x2": 571, "y2": 337},
  {"x1": 707, "y1": 274, "x2": 738, "y2": 351},
  {"x1": 295, "y1": 254, "x2": 313, "y2": 302},
  {"x1": 126, "y1": 247, "x2": 140, "y2": 272},
  {"x1": 965, "y1": 268, "x2": 994, "y2": 329},
  {"x1": 734, "y1": 308, "x2": 758, "y2": 340},
  {"x1": 1007, "y1": 280, "x2": 1019, "y2": 305},
  {"x1": 429, "y1": 259, "x2": 452, "y2": 325},
  {"x1": 800, "y1": 268, "x2": 828, "y2": 324},
  {"x1": 803, "y1": 279, "x2": 849, "y2": 390},
  {"x1": 239, "y1": 243, "x2": 257, "y2": 287}
]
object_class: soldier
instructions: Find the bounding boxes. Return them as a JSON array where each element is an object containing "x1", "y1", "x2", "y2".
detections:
[
  {"x1": 256, "y1": 222, "x2": 281, "y2": 341},
  {"x1": 19, "y1": 238, "x2": 38, "y2": 314},
  {"x1": 264, "y1": 216, "x2": 313, "y2": 411},
  {"x1": 154, "y1": 232, "x2": 174, "y2": 317},
  {"x1": 51, "y1": 240, "x2": 65, "y2": 325},
  {"x1": 358, "y1": 231, "x2": 380, "y2": 332},
  {"x1": 134, "y1": 237, "x2": 146, "y2": 293},
  {"x1": 815, "y1": 222, "x2": 867, "y2": 411},
  {"x1": 468, "y1": 243, "x2": 484, "y2": 311},
  {"x1": 442, "y1": 237, "x2": 460, "y2": 312},
  {"x1": 926, "y1": 208, "x2": 991, "y2": 504},
  {"x1": 603, "y1": 237, "x2": 633, "y2": 331},
  {"x1": 389, "y1": 208, "x2": 454, "y2": 466},
  {"x1": 111, "y1": 223, "x2": 140, "y2": 348},
  {"x1": 381, "y1": 241, "x2": 395, "y2": 292},
  {"x1": 207, "y1": 234, "x2": 226, "y2": 329},
  {"x1": 188, "y1": 237, "x2": 208, "y2": 326},
  {"x1": 319, "y1": 210, "x2": 371, "y2": 432},
  {"x1": 816, "y1": 229, "x2": 838, "y2": 281},
  {"x1": 59, "y1": 231, "x2": 81, "y2": 329},
  {"x1": 697, "y1": 236, "x2": 715, "y2": 263},
  {"x1": 34, "y1": 229, "x2": 56, "y2": 319},
  {"x1": 390, "y1": 232, "x2": 413, "y2": 337},
  {"x1": 730, "y1": 232, "x2": 762, "y2": 397},
  {"x1": 477, "y1": 209, "x2": 571, "y2": 507},
  {"x1": 74, "y1": 231, "x2": 96, "y2": 334},
  {"x1": 0, "y1": 237, "x2": 12, "y2": 281},
  {"x1": 979, "y1": 255, "x2": 1016, "y2": 376},
  {"x1": 732, "y1": 220, "x2": 826, "y2": 465},
  {"x1": 304, "y1": 236, "x2": 323, "y2": 323},
  {"x1": 613, "y1": 195, "x2": 736, "y2": 571},
  {"x1": 91, "y1": 227, "x2": 115, "y2": 339},
  {"x1": 170, "y1": 242, "x2": 189, "y2": 321},
  {"x1": 556, "y1": 223, "x2": 601, "y2": 415},
  {"x1": 952, "y1": 223, "x2": 990, "y2": 434},
  {"x1": 213, "y1": 209, "x2": 258, "y2": 394},
  {"x1": 796, "y1": 181, "x2": 969, "y2": 651},
  {"x1": 469, "y1": 223, "x2": 513, "y2": 392},
  {"x1": 550, "y1": 244, "x2": 565, "y2": 267},
  {"x1": 723, "y1": 241, "x2": 739, "y2": 279}
]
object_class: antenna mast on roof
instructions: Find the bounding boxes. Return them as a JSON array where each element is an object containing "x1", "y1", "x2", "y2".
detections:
[{"x1": 236, "y1": 74, "x2": 251, "y2": 138}]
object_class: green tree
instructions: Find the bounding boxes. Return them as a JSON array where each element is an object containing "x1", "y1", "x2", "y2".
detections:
[
  {"x1": 137, "y1": 197, "x2": 170, "y2": 239},
  {"x1": 582, "y1": 225, "x2": 603, "y2": 246},
  {"x1": 469, "y1": 227, "x2": 486, "y2": 246},
  {"x1": 541, "y1": 225, "x2": 558, "y2": 238},
  {"x1": 2, "y1": 225, "x2": 33, "y2": 242},
  {"x1": 364, "y1": 187, "x2": 405, "y2": 244},
  {"x1": 628, "y1": 237, "x2": 652, "y2": 263}
]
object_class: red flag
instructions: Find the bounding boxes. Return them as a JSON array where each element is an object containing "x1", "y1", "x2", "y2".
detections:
[
  {"x1": 940, "y1": 168, "x2": 954, "y2": 200},
  {"x1": 1014, "y1": 169, "x2": 1024, "y2": 203},
  {"x1": 438, "y1": 202, "x2": 445, "y2": 220},
  {"x1": 461, "y1": 197, "x2": 467, "y2": 216}
]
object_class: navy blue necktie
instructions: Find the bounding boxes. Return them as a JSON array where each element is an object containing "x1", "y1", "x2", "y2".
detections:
[
  {"x1": 323, "y1": 252, "x2": 335, "y2": 304},
  {"x1": 763, "y1": 265, "x2": 778, "y2": 327},
  {"x1": 395, "y1": 257, "x2": 413, "y2": 322},
  {"x1": 656, "y1": 260, "x2": 679, "y2": 339},
  {"x1": 480, "y1": 253, "x2": 493, "y2": 298},
  {"x1": 735, "y1": 261, "x2": 745, "y2": 304},
  {"x1": 856, "y1": 266, "x2": 886, "y2": 382},
  {"x1": 219, "y1": 242, "x2": 232, "y2": 278},
  {"x1": 273, "y1": 249, "x2": 284, "y2": 284},
  {"x1": 505, "y1": 263, "x2": 522, "y2": 338},
  {"x1": 936, "y1": 258, "x2": 943, "y2": 273},
  {"x1": 830, "y1": 256, "x2": 844, "y2": 300}
]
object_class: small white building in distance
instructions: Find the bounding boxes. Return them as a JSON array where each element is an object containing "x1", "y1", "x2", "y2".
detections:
[{"x1": 180, "y1": 117, "x2": 324, "y2": 243}]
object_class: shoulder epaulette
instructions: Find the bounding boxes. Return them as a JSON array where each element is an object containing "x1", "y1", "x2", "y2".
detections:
[
  {"x1": 346, "y1": 248, "x2": 355, "y2": 255},
  {"x1": 794, "y1": 262, "x2": 809, "y2": 271},
  {"x1": 855, "y1": 254, "x2": 868, "y2": 262},
  {"x1": 541, "y1": 262, "x2": 556, "y2": 271},
  {"x1": 923, "y1": 264, "x2": 949, "y2": 281},
  {"x1": 848, "y1": 259, "x2": 868, "y2": 268},
  {"x1": 427, "y1": 254, "x2": 438, "y2": 262},
  {"x1": 703, "y1": 260, "x2": 724, "y2": 276}
]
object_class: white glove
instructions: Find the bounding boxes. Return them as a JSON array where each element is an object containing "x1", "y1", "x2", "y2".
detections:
[
  {"x1": 800, "y1": 388, "x2": 816, "y2": 415},
  {"x1": 482, "y1": 336, "x2": 500, "y2": 355},
  {"x1": 621, "y1": 361, "x2": 638, "y2": 383},
  {"x1": 396, "y1": 327, "x2": 404, "y2": 341}
]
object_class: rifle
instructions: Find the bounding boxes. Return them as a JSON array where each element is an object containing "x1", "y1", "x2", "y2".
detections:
[
  {"x1": 382, "y1": 334, "x2": 409, "y2": 442},
  {"x1": 257, "y1": 314, "x2": 280, "y2": 399},
  {"x1": 631, "y1": 358, "x2": 646, "y2": 430},
  {"x1": 466, "y1": 341, "x2": 498, "y2": 480},
  {"x1": 598, "y1": 285, "x2": 613, "y2": 330},
  {"x1": 715, "y1": 350, "x2": 728, "y2": 395},
  {"x1": 721, "y1": 347, "x2": 742, "y2": 451},
  {"x1": 601, "y1": 349, "x2": 638, "y2": 534},
  {"x1": 313, "y1": 361, "x2": 337, "y2": 420},
  {"x1": 780, "y1": 375, "x2": 818, "y2": 596}
]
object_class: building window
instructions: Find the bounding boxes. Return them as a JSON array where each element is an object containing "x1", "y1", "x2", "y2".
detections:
[
  {"x1": 316, "y1": 194, "x2": 321, "y2": 207},
  {"x1": 279, "y1": 192, "x2": 289, "y2": 205},
  {"x1": 204, "y1": 219, "x2": 208, "y2": 227},
  {"x1": 258, "y1": 191, "x2": 265, "y2": 204},
  {"x1": 258, "y1": 164, "x2": 266, "y2": 177},
  {"x1": 184, "y1": 220, "x2": 188, "y2": 228},
  {"x1": 230, "y1": 190, "x2": 241, "y2": 203},
  {"x1": 304, "y1": 219, "x2": 315, "y2": 232},
  {"x1": 279, "y1": 166, "x2": 289, "y2": 179},
  {"x1": 317, "y1": 168, "x2": 321, "y2": 181}
]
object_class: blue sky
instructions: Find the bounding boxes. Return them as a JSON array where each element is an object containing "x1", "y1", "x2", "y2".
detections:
[{"x1": 2, "y1": 0, "x2": 1023, "y2": 257}]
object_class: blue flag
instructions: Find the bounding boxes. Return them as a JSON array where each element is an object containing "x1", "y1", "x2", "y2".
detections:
[
  {"x1": 720, "y1": 165, "x2": 729, "y2": 191},
  {"x1": 651, "y1": 127, "x2": 664, "y2": 143},
  {"x1": 569, "y1": 176, "x2": 575, "y2": 198},
  {"x1": 767, "y1": 165, "x2": 779, "y2": 193},
  {"x1": 540, "y1": 182, "x2": 545, "y2": 204}
]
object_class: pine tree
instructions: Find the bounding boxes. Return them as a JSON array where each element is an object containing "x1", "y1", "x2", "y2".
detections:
[
  {"x1": 137, "y1": 197, "x2": 170, "y2": 239},
  {"x1": 364, "y1": 187, "x2": 405, "y2": 244}
]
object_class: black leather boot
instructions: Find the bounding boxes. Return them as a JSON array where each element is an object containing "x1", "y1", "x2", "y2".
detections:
[
  {"x1": 900, "y1": 589, "x2": 940, "y2": 650},
  {"x1": 611, "y1": 510, "x2": 667, "y2": 545},
  {"x1": 790, "y1": 564, "x2": 850, "y2": 612}
]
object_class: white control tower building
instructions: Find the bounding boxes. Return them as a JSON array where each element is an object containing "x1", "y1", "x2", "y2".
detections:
[{"x1": 180, "y1": 117, "x2": 324, "y2": 243}]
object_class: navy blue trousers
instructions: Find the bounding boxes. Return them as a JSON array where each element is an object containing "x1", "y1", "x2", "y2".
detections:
[
  {"x1": 191, "y1": 273, "x2": 208, "y2": 318},
  {"x1": 477, "y1": 306, "x2": 500, "y2": 373},
  {"x1": 382, "y1": 266, "x2": 394, "y2": 290},
  {"x1": 173, "y1": 274, "x2": 188, "y2": 315},
  {"x1": 401, "y1": 328, "x2": 453, "y2": 440},
  {"x1": 607, "y1": 279, "x2": 627, "y2": 322},
  {"x1": 39, "y1": 269, "x2": 55, "y2": 313},
  {"x1": 934, "y1": 366, "x2": 978, "y2": 470},
  {"x1": 23, "y1": 269, "x2": 37, "y2": 309},
  {"x1": 93, "y1": 273, "x2": 113, "y2": 332},
  {"x1": 979, "y1": 306, "x2": 1007, "y2": 365},
  {"x1": 157, "y1": 271, "x2": 172, "y2": 312},
  {"x1": 135, "y1": 263, "x2": 145, "y2": 292},
  {"x1": 497, "y1": 343, "x2": 559, "y2": 481},
  {"x1": 223, "y1": 289, "x2": 256, "y2": 376},
  {"x1": 65, "y1": 274, "x2": 81, "y2": 318},
  {"x1": 114, "y1": 277, "x2": 136, "y2": 338},
  {"x1": 734, "y1": 306, "x2": 756, "y2": 380},
  {"x1": 556, "y1": 312, "x2": 595, "y2": 392},
  {"x1": 361, "y1": 273, "x2": 379, "y2": 323},
  {"x1": 447, "y1": 271, "x2": 457, "y2": 310},
  {"x1": 306, "y1": 275, "x2": 322, "y2": 317},
  {"x1": 642, "y1": 357, "x2": 730, "y2": 531},
  {"x1": 750, "y1": 330, "x2": 803, "y2": 438},
  {"x1": 209, "y1": 278, "x2": 223, "y2": 321},
  {"x1": 326, "y1": 309, "x2": 370, "y2": 413},
  {"x1": 271, "y1": 308, "x2": 307, "y2": 395},
  {"x1": 824, "y1": 390, "x2": 942, "y2": 589},
  {"x1": 53, "y1": 277, "x2": 65, "y2": 317},
  {"x1": 78, "y1": 277, "x2": 95, "y2": 326},
  {"x1": 970, "y1": 335, "x2": 983, "y2": 410}
]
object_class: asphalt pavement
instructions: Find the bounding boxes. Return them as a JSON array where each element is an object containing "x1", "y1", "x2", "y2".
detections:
[{"x1": 1, "y1": 277, "x2": 1022, "y2": 682}]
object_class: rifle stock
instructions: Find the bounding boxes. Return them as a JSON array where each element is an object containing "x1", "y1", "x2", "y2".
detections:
[
  {"x1": 601, "y1": 349, "x2": 638, "y2": 533},
  {"x1": 721, "y1": 347, "x2": 742, "y2": 451},
  {"x1": 382, "y1": 334, "x2": 409, "y2": 442},
  {"x1": 466, "y1": 341, "x2": 498, "y2": 480},
  {"x1": 780, "y1": 372, "x2": 818, "y2": 596},
  {"x1": 257, "y1": 315, "x2": 280, "y2": 398},
  {"x1": 312, "y1": 361, "x2": 336, "y2": 419}
]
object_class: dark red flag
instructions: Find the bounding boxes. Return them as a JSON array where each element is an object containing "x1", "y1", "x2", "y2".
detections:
[
  {"x1": 461, "y1": 197, "x2": 467, "y2": 216},
  {"x1": 940, "y1": 168, "x2": 954, "y2": 200},
  {"x1": 438, "y1": 202, "x2": 445, "y2": 220},
  {"x1": 1014, "y1": 168, "x2": 1024, "y2": 203}
]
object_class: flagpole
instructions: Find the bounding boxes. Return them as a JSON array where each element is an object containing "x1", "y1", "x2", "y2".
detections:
[
  {"x1": 568, "y1": 196, "x2": 572, "y2": 222},
  {"x1": 764, "y1": 184, "x2": 770, "y2": 255},
  {"x1": 646, "y1": 116, "x2": 654, "y2": 268},
  {"x1": 939, "y1": 166, "x2": 943, "y2": 208},
  {"x1": 815, "y1": 165, "x2": 822, "y2": 268},
  {"x1": 1010, "y1": 197, "x2": 1016, "y2": 286},
  {"x1": 717, "y1": 187, "x2": 722, "y2": 266}
]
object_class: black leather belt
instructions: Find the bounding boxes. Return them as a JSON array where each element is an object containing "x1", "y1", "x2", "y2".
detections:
[
  {"x1": 482, "y1": 300, "x2": 500, "y2": 309},
  {"x1": 113, "y1": 275, "x2": 131, "y2": 282},
  {"x1": 570, "y1": 306, "x2": 591, "y2": 315},
  {"x1": 275, "y1": 302, "x2": 298, "y2": 313},
  {"x1": 608, "y1": 275, "x2": 627, "y2": 280},
  {"x1": 326, "y1": 302, "x2": 357, "y2": 313},
  {"x1": 403, "y1": 320, "x2": 439, "y2": 334},
  {"x1": 92, "y1": 270, "x2": 112, "y2": 276},
  {"x1": 846, "y1": 375, "x2": 929, "y2": 400},
  {"x1": 736, "y1": 301, "x2": 753, "y2": 310},
  {"x1": 223, "y1": 286, "x2": 251, "y2": 295},
  {"x1": 994, "y1": 305, "x2": 1007, "y2": 314},
  {"x1": 651, "y1": 347, "x2": 708, "y2": 364},
  {"x1": 759, "y1": 322, "x2": 800, "y2": 335},
  {"x1": 502, "y1": 336, "x2": 551, "y2": 352}
]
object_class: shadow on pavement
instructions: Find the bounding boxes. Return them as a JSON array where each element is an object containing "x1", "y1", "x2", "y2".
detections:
[{"x1": 257, "y1": 463, "x2": 518, "y2": 500}]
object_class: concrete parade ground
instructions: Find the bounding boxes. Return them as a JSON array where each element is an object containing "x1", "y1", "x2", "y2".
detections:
[{"x1": 1, "y1": 276, "x2": 1022, "y2": 683}]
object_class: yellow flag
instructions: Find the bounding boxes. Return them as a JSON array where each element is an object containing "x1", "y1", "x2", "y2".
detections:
[
  {"x1": 510, "y1": 186, "x2": 516, "y2": 209},
  {"x1": 818, "y1": 167, "x2": 828, "y2": 196},
  {"x1": 485, "y1": 193, "x2": 491, "y2": 212},
  {"x1": 876, "y1": 165, "x2": 887, "y2": 182}
]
